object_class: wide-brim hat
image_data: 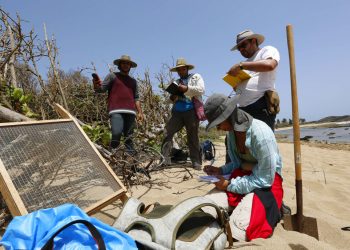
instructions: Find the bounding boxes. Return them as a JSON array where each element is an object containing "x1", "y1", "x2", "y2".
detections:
[
  {"x1": 113, "y1": 55, "x2": 137, "y2": 68},
  {"x1": 231, "y1": 29, "x2": 265, "y2": 51},
  {"x1": 170, "y1": 58, "x2": 195, "y2": 72},
  {"x1": 204, "y1": 93, "x2": 240, "y2": 131}
]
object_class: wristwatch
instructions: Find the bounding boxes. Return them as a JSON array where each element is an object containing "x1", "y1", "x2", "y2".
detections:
[{"x1": 239, "y1": 62, "x2": 244, "y2": 70}]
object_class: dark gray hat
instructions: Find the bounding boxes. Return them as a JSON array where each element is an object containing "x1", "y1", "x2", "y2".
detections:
[
  {"x1": 204, "y1": 93, "x2": 240, "y2": 131},
  {"x1": 231, "y1": 108, "x2": 253, "y2": 132}
]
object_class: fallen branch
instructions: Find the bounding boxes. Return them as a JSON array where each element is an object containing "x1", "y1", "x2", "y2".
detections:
[{"x1": 0, "y1": 104, "x2": 33, "y2": 122}]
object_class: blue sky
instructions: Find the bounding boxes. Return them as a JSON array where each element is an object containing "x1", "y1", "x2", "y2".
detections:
[{"x1": 2, "y1": 0, "x2": 350, "y2": 121}]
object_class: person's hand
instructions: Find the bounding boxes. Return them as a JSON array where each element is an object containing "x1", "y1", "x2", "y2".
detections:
[
  {"x1": 215, "y1": 176, "x2": 229, "y2": 191},
  {"x1": 241, "y1": 162, "x2": 254, "y2": 172},
  {"x1": 203, "y1": 165, "x2": 221, "y2": 176},
  {"x1": 137, "y1": 113, "x2": 144, "y2": 123},
  {"x1": 178, "y1": 84, "x2": 188, "y2": 93},
  {"x1": 170, "y1": 94, "x2": 178, "y2": 103},
  {"x1": 93, "y1": 79, "x2": 102, "y2": 90},
  {"x1": 227, "y1": 63, "x2": 241, "y2": 76}
]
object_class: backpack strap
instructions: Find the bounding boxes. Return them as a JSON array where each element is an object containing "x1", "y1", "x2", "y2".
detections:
[
  {"x1": 113, "y1": 198, "x2": 155, "y2": 237},
  {"x1": 211, "y1": 141, "x2": 216, "y2": 159},
  {"x1": 161, "y1": 196, "x2": 228, "y2": 249},
  {"x1": 114, "y1": 196, "x2": 233, "y2": 249},
  {"x1": 41, "y1": 219, "x2": 106, "y2": 250}
]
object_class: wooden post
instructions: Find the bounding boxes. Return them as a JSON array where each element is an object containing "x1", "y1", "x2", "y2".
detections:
[{"x1": 286, "y1": 24, "x2": 303, "y2": 229}]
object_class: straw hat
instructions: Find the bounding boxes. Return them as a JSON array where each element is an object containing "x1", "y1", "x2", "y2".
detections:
[
  {"x1": 231, "y1": 30, "x2": 265, "y2": 51},
  {"x1": 113, "y1": 55, "x2": 137, "y2": 68},
  {"x1": 170, "y1": 58, "x2": 195, "y2": 72}
]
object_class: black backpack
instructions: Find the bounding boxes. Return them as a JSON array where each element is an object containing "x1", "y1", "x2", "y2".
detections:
[{"x1": 200, "y1": 140, "x2": 215, "y2": 161}]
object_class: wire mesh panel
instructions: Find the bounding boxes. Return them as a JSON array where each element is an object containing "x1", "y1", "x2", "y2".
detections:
[{"x1": 0, "y1": 121, "x2": 122, "y2": 213}]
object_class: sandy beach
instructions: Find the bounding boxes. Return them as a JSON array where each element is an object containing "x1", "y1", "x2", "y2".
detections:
[{"x1": 96, "y1": 139, "x2": 350, "y2": 250}]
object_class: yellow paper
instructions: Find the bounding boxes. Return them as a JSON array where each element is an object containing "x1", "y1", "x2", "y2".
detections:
[{"x1": 223, "y1": 70, "x2": 251, "y2": 88}]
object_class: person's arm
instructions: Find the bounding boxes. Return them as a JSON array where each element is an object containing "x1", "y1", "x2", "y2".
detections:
[
  {"x1": 228, "y1": 46, "x2": 280, "y2": 76},
  {"x1": 226, "y1": 130, "x2": 278, "y2": 194},
  {"x1": 135, "y1": 100, "x2": 144, "y2": 122},
  {"x1": 240, "y1": 58, "x2": 278, "y2": 72},
  {"x1": 94, "y1": 73, "x2": 116, "y2": 93},
  {"x1": 228, "y1": 58, "x2": 278, "y2": 76},
  {"x1": 184, "y1": 73, "x2": 205, "y2": 97},
  {"x1": 133, "y1": 83, "x2": 144, "y2": 122},
  {"x1": 220, "y1": 131, "x2": 241, "y2": 175}
]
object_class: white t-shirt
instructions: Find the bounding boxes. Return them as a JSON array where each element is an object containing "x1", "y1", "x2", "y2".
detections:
[{"x1": 236, "y1": 46, "x2": 280, "y2": 107}]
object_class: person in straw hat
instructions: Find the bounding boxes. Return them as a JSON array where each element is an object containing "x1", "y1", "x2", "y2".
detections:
[
  {"x1": 228, "y1": 29, "x2": 280, "y2": 131},
  {"x1": 202, "y1": 93, "x2": 284, "y2": 241},
  {"x1": 161, "y1": 58, "x2": 205, "y2": 170},
  {"x1": 93, "y1": 55, "x2": 144, "y2": 152}
]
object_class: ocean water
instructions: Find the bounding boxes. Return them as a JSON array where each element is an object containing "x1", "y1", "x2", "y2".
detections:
[{"x1": 275, "y1": 126, "x2": 350, "y2": 144}]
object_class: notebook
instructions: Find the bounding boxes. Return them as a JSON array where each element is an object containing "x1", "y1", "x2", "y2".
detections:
[{"x1": 223, "y1": 70, "x2": 251, "y2": 88}]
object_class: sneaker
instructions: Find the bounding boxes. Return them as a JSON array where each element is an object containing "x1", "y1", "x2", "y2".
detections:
[{"x1": 192, "y1": 162, "x2": 202, "y2": 170}]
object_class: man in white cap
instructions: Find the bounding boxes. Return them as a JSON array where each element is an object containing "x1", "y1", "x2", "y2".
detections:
[
  {"x1": 202, "y1": 93, "x2": 284, "y2": 241},
  {"x1": 93, "y1": 55, "x2": 144, "y2": 152},
  {"x1": 228, "y1": 29, "x2": 280, "y2": 131},
  {"x1": 161, "y1": 58, "x2": 205, "y2": 169}
]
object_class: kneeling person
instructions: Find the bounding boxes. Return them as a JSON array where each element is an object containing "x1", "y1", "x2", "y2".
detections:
[{"x1": 203, "y1": 93, "x2": 284, "y2": 241}]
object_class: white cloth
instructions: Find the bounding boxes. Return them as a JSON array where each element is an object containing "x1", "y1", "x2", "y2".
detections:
[
  {"x1": 203, "y1": 189, "x2": 254, "y2": 241},
  {"x1": 236, "y1": 46, "x2": 280, "y2": 107},
  {"x1": 175, "y1": 73, "x2": 205, "y2": 102}
]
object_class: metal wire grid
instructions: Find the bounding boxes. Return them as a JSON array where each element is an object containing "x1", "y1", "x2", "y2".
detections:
[{"x1": 0, "y1": 121, "x2": 121, "y2": 212}]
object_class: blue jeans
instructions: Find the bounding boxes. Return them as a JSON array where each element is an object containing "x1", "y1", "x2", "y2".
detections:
[{"x1": 110, "y1": 113, "x2": 136, "y2": 151}]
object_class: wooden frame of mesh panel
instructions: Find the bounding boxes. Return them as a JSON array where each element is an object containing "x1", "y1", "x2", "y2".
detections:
[{"x1": 0, "y1": 104, "x2": 128, "y2": 216}]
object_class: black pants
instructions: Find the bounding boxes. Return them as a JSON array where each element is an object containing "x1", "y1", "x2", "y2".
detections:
[{"x1": 240, "y1": 95, "x2": 276, "y2": 131}]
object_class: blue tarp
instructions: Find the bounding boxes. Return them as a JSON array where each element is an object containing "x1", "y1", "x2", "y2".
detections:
[{"x1": 0, "y1": 203, "x2": 137, "y2": 250}]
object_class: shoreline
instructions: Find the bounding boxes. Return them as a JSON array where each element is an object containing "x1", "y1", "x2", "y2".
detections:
[
  {"x1": 277, "y1": 140, "x2": 350, "y2": 151},
  {"x1": 275, "y1": 120, "x2": 350, "y2": 131}
]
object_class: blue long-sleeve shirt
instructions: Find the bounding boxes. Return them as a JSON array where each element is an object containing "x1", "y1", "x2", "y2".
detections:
[{"x1": 221, "y1": 119, "x2": 283, "y2": 194}]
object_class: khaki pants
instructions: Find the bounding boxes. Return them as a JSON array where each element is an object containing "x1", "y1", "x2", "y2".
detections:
[{"x1": 161, "y1": 109, "x2": 201, "y2": 164}]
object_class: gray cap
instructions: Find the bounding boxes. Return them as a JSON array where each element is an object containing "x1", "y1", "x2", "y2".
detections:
[
  {"x1": 204, "y1": 93, "x2": 240, "y2": 131},
  {"x1": 204, "y1": 93, "x2": 253, "y2": 132}
]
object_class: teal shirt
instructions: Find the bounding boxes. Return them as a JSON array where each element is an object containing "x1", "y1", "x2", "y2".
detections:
[
  {"x1": 174, "y1": 97, "x2": 194, "y2": 112},
  {"x1": 222, "y1": 119, "x2": 283, "y2": 194},
  {"x1": 173, "y1": 75, "x2": 194, "y2": 112}
]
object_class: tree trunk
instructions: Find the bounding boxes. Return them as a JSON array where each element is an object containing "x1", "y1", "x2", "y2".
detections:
[
  {"x1": 4, "y1": 15, "x2": 18, "y2": 87},
  {"x1": 0, "y1": 105, "x2": 33, "y2": 122}
]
